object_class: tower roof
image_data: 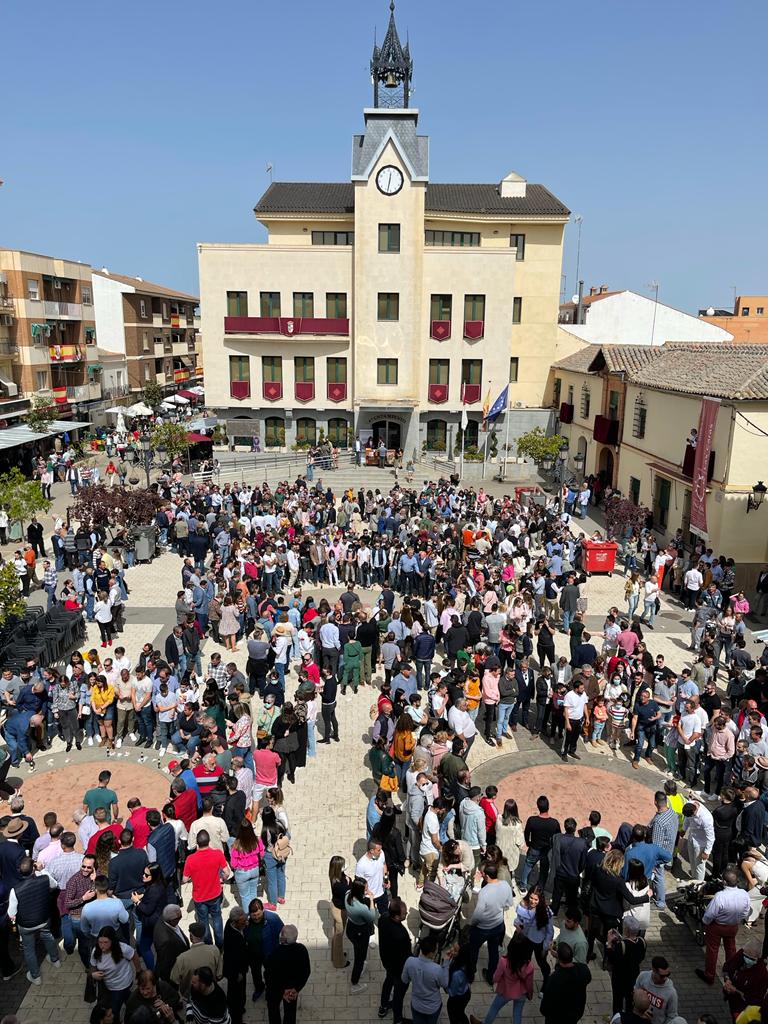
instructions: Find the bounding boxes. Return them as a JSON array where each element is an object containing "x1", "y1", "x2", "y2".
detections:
[{"x1": 371, "y1": 1, "x2": 413, "y2": 108}]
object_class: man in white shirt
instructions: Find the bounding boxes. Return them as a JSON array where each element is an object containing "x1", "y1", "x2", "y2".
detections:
[
  {"x1": 562, "y1": 680, "x2": 589, "y2": 761},
  {"x1": 696, "y1": 867, "x2": 750, "y2": 984},
  {"x1": 447, "y1": 698, "x2": 477, "y2": 756},
  {"x1": 187, "y1": 800, "x2": 230, "y2": 853},
  {"x1": 419, "y1": 802, "x2": 445, "y2": 889},
  {"x1": 355, "y1": 839, "x2": 388, "y2": 914},
  {"x1": 676, "y1": 700, "x2": 703, "y2": 786},
  {"x1": 682, "y1": 799, "x2": 715, "y2": 881},
  {"x1": 684, "y1": 565, "x2": 704, "y2": 610}
]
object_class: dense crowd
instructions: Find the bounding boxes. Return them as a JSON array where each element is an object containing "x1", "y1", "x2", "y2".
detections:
[{"x1": 0, "y1": 468, "x2": 767, "y2": 1024}]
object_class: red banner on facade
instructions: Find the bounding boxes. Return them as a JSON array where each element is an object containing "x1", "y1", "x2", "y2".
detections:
[{"x1": 690, "y1": 397, "x2": 720, "y2": 538}]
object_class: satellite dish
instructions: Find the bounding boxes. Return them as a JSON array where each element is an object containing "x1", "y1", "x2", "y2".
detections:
[
  {"x1": 706, "y1": 307, "x2": 715, "y2": 316},
  {"x1": 571, "y1": 294, "x2": 580, "y2": 305}
]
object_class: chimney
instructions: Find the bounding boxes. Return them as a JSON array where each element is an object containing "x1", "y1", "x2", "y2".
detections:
[
  {"x1": 499, "y1": 171, "x2": 527, "y2": 199},
  {"x1": 101, "y1": 267, "x2": 110, "y2": 275},
  {"x1": 589, "y1": 286, "x2": 598, "y2": 297},
  {"x1": 600, "y1": 284, "x2": 609, "y2": 293}
]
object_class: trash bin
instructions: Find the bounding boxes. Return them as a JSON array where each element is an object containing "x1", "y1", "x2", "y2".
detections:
[
  {"x1": 132, "y1": 525, "x2": 156, "y2": 563},
  {"x1": 582, "y1": 539, "x2": 619, "y2": 576}
]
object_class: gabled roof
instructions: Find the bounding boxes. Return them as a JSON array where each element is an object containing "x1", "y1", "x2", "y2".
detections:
[
  {"x1": 254, "y1": 181, "x2": 569, "y2": 218},
  {"x1": 352, "y1": 116, "x2": 429, "y2": 181},
  {"x1": 588, "y1": 346, "x2": 662, "y2": 375},
  {"x1": 93, "y1": 270, "x2": 198, "y2": 303},
  {"x1": 552, "y1": 345, "x2": 601, "y2": 373}
]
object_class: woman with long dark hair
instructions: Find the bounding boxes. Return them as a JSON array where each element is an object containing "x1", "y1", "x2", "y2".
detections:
[
  {"x1": 260, "y1": 806, "x2": 288, "y2": 910},
  {"x1": 89, "y1": 925, "x2": 140, "y2": 1020},
  {"x1": 446, "y1": 942, "x2": 475, "y2": 1024},
  {"x1": 478, "y1": 932, "x2": 535, "y2": 1024},
  {"x1": 513, "y1": 886, "x2": 553, "y2": 981},
  {"x1": 131, "y1": 864, "x2": 168, "y2": 969},
  {"x1": 371, "y1": 806, "x2": 406, "y2": 899},
  {"x1": 271, "y1": 702, "x2": 300, "y2": 785},
  {"x1": 344, "y1": 876, "x2": 376, "y2": 993},
  {"x1": 231, "y1": 819, "x2": 264, "y2": 912},
  {"x1": 328, "y1": 856, "x2": 351, "y2": 970}
]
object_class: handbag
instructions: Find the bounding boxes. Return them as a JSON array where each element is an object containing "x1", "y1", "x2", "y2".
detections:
[
  {"x1": 272, "y1": 834, "x2": 293, "y2": 862},
  {"x1": 380, "y1": 773, "x2": 399, "y2": 793}
]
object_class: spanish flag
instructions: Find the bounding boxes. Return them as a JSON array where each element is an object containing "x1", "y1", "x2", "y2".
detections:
[{"x1": 481, "y1": 388, "x2": 491, "y2": 429}]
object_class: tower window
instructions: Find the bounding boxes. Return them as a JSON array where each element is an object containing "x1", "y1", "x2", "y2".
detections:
[
  {"x1": 378, "y1": 224, "x2": 401, "y2": 253},
  {"x1": 510, "y1": 234, "x2": 526, "y2": 260},
  {"x1": 377, "y1": 293, "x2": 400, "y2": 321},
  {"x1": 377, "y1": 359, "x2": 398, "y2": 385}
]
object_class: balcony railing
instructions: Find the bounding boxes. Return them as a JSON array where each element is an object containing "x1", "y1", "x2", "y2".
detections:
[
  {"x1": 66, "y1": 382, "x2": 102, "y2": 403},
  {"x1": 0, "y1": 341, "x2": 18, "y2": 357},
  {"x1": 43, "y1": 300, "x2": 82, "y2": 319},
  {"x1": 102, "y1": 385, "x2": 130, "y2": 399},
  {"x1": 593, "y1": 415, "x2": 620, "y2": 445},
  {"x1": 0, "y1": 297, "x2": 14, "y2": 312},
  {"x1": 224, "y1": 316, "x2": 349, "y2": 337},
  {"x1": 49, "y1": 344, "x2": 83, "y2": 363}
]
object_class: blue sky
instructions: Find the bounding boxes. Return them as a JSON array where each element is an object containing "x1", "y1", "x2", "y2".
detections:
[{"x1": 1, "y1": 0, "x2": 766, "y2": 313}]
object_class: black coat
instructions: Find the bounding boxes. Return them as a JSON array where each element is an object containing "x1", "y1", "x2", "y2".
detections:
[
  {"x1": 222, "y1": 921, "x2": 249, "y2": 980},
  {"x1": 265, "y1": 942, "x2": 311, "y2": 996},
  {"x1": 153, "y1": 918, "x2": 190, "y2": 982}
]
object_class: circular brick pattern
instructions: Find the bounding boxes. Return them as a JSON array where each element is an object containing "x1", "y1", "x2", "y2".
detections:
[{"x1": 494, "y1": 762, "x2": 659, "y2": 836}]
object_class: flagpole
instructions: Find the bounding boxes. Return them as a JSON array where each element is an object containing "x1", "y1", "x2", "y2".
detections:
[
  {"x1": 502, "y1": 387, "x2": 512, "y2": 482},
  {"x1": 459, "y1": 383, "x2": 465, "y2": 482},
  {"x1": 482, "y1": 381, "x2": 491, "y2": 480}
]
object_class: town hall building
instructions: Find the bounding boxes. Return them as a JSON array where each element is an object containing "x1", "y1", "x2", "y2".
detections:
[{"x1": 198, "y1": 2, "x2": 569, "y2": 456}]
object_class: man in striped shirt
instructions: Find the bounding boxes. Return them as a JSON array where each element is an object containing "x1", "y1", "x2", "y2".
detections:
[
  {"x1": 42, "y1": 561, "x2": 57, "y2": 610},
  {"x1": 649, "y1": 790, "x2": 680, "y2": 909}
]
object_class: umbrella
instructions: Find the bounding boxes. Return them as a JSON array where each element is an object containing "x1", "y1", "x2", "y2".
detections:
[
  {"x1": 105, "y1": 406, "x2": 124, "y2": 415},
  {"x1": 189, "y1": 386, "x2": 205, "y2": 396},
  {"x1": 116, "y1": 413, "x2": 127, "y2": 434},
  {"x1": 189, "y1": 416, "x2": 218, "y2": 431},
  {"x1": 160, "y1": 401, "x2": 176, "y2": 411},
  {"x1": 127, "y1": 402, "x2": 153, "y2": 416},
  {"x1": 169, "y1": 394, "x2": 190, "y2": 405},
  {"x1": 187, "y1": 432, "x2": 212, "y2": 444}
]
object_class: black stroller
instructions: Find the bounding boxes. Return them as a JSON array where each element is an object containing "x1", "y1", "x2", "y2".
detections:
[{"x1": 416, "y1": 875, "x2": 473, "y2": 955}]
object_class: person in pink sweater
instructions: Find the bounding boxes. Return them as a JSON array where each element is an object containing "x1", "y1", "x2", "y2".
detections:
[
  {"x1": 482, "y1": 667, "x2": 501, "y2": 748},
  {"x1": 471, "y1": 933, "x2": 534, "y2": 1024},
  {"x1": 703, "y1": 715, "x2": 736, "y2": 796}
]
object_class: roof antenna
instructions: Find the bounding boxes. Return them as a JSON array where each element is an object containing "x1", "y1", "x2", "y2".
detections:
[{"x1": 266, "y1": 163, "x2": 274, "y2": 182}]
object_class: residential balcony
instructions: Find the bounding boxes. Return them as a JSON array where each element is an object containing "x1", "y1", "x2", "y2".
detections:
[
  {"x1": 48, "y1": 343, "x2": 83, "y2": 363},
  {"x1": 43, "y1": 300, "x2": 82, "y2": 319},
  {"x1": 224, "y1": 316, "x2": 349, "y2": 337},
  {"x1": 0, "y1": 341, "x2": 18, "y2": 357},
  {"x1": 682, "y1": 443, "x2": 716, "y2": 481},
  {"x1": 66, "y1": 382, "x2": 102, "y2": 403},
  {"x1": 593, "y1": 415, "x2": 620, "y2": 444},
  {"x1": 0, "y1": 297, "x2": 14, "y2": 313},
  {"x1": 103, "y1": 385, "x2": 130, "y2": 400},
  {"x1": 559, "y1": 402, "x2": 574, "y2": 424}
]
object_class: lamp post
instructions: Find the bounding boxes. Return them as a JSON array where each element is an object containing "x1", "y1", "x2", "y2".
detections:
[
  {"x1": 124, "y1": 432, "x2": 156, "y2": 488},
  {"x1": 574, "y1": 450, "x2": 586, "y2": 478},
  {"x1": 746, "y1": 480, "x2": 767, "y2": 514},
  {"x1": 557, "y1": 440, "x2": 569, "y2": 510}
]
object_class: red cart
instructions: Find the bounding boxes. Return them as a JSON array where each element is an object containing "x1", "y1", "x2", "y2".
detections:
[{"x1": 582, "y1": 539, "x2": 619, "y2": 576}]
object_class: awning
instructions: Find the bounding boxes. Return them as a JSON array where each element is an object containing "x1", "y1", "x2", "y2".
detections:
[
  {"x1": 87, "y1": 363, "x2": 103, "y2": 372},
  {"x1": 186, "y1": 432, "x2": 212, "y2": 444},
  {"x1": 0, "y1": 425, "x2": 52, "y2": 450},
  {"x1": 189, "y1": 416, "x2": 218, "y2": 431},
  {"x1": 647, "y1": 461, "x2": 710, "y2": 490},
  {"x1": 48, "y1": 419, "x2": 91, "y2": 430},
  {"x1": 177, "y1": 389, "x2": 199, "y2": 400}
]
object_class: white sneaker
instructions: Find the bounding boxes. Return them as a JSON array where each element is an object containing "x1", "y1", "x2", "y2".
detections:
[
  {"x1": 116, "y1": 738, "x2": 122, "y2": 748},
  {"x1": 87, "y1": 738, "x2": 94, "y2": 747},
  {"x1": 47, "y1": 955, "x2": 61, "y2": 968},
  {"x1": 368, "y1": 936, "x2": 377, "y2": 948},
  {"x1": 351, "y1": 984, "x2": 368, "y2": 994},
  {"x1": 128, "y1": 732, "x2": 137, "y2": 742},
  {"x1": 26, "y1": 972, "x2": 41, "y2": 985}
]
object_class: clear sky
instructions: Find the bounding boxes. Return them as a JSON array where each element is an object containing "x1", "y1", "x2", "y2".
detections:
[{"x1": 1, "y1": 0, "x2": 766, "y2": 313}]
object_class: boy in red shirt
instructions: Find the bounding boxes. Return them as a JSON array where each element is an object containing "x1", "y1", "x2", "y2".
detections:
[{"x1": 479, "y1": 785, "x2": 499, "y2": 847}]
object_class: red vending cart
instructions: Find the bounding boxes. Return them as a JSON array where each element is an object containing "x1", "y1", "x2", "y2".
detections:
[{"x1": 582, "y1": 539, "x2": 619, "y2": 576}]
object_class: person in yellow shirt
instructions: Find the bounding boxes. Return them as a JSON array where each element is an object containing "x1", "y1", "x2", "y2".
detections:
[{"x1": 91, "y1": 675, "x2": 116, "y2": 749}]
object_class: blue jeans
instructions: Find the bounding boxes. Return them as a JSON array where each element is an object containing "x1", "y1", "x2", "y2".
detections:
[
  {"x1": 653, "y1": 863, "x2": 667, "y2": 907},
  {"x1": 61, "y1": 915, "x2": 91, "y2": 967},
  {"x1": 520, "y1": 847, "x2": 549, "y2": 890},
  {"x1": 643, "y1": 600, "x2": 656, "y2": 626},
  {"x1": 19, "y1": 924, "x2": 60, "y2": 979},
  {"x1": 274, "y1": 662, "x2": 286, "y2": 688},
  {"x1": 234, "y1": 867, "x2": 261, "y2": 912},
  {"x1": 412, "y1": 1012, "x2": 440, "y2": 1024},
  {"x1": 136, "y1": 705, "x2": 154, "y2": 743},
  {"x1": 484, "y1": 994, "x2": 527, "y2": 1024},
  {"x1": 263, "y1": 850, "x2": 286, "y2": 905},
  {"x1": 592, "y1": 721, "x2": 606, "y2": 741},
  {"x1": 634, "y1": 725, "x2": 657, "y2": 762},
  {"x1": 138, "y1": 929, "x2": 155, "y2": 969},
  {"x1": 85, "y1": 592, "x2": 95, "y2": 621},
  {"x1": 496, "y1": 703, "x2": 515, "y2": 739},
  {"x1": 171, "y1": 730, "x2": 198, "y2": 755},
  {"x1": 188, "y1": 651, "x2": 202, "y2": 676},
  {"x1": 468, "y1": 921, "x2": 505, "y2": 979},
  {"x1": 195, "y1": 894, "x2": 224, "y2": 946},
  {"x1": 562, "y1": 610, "x2": 572, "y2": 633},
  {"x1": 306, "y1": 720, "x2": 316, "y2": 758},
  {"x1": 628, "y1": 594, "x2": 639, "y2": 620},
  {"x1": 233, "y1": 745, "x2": 254, "y2": 772},
  {"x1": 415, "y1": 659, "x2": 432, "y2": 690}
]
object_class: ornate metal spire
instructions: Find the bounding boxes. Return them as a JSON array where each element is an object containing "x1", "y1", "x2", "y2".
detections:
[{"x1": 370, "y1": 1, "x2": 412, "y2": 108}]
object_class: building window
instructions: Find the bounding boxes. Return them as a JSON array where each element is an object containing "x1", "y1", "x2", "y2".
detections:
[
  {"x1": 229, "y1": 355, "x2": 249, "y2": 382},
  {"x1": 326, "y1": 293, "x2": 347, "y2": 318},
  {"x1": 742, "y1": 307, "x2": 750, "y2": 316},
  {"x1": 553, "y1": 377, "x2": 562, "y2": 406},
  {"x1": 464, "y1": 294, "x2": 485, "y2": 321},
  {"x1": 328, "y1": 417, "x2": 348, "y2": 446},
  {"x1": 461, "y1": 359, "x2": 482, "y2": 386},
  {"x1": 260, "y1": 292, "x2": 281, "y2": 317},
  {"x1": 430, "y1": 294, "x2": 452, "y2": 321},
  {"x1": 36, "y1": 371, "x2": 48, "y2": 390},
  {"x1": 311, "y1": 230, "x2": 354, "y2": 245},
  {"x1": 377, "y1": 358, "x2": 398, "y2": 385},
  {"x1": 633, "y1": 397, "x2": 647, "y2": 438},
  {"x1": 608, "y1": 389, "x2": 621, "y2": 421},
  {"x1": 140, "y1": 300, "x2": 147, "y2": 318},
  {"x1": 429, "y1": 359, "x2": 449, "y2": 386},
  {"x1": 629, "y1": 476, "x2": 641, "y2": 506},
  {"x1": 28, "y1": 280, "x2": 40, "y2": 301},
  {"x1": 293, "y1": 292, "x2": 314, "y2": 318},
  {"x1": 262, "y1": 356, "x2": 282, "y2": 383},
  {"x1": 378, "y1": 224, "x2": 401, "y2": 253},
  {"x1": 758, "y1": 307, "x2": 765, "y2": 315},
  {"x1": 567, "y1": 384, "x2": 574, "y2": 404},
  {"x1": 144, "y1": 363, "x2": 151, "y2": 382},
  {"x1": 296, "y1": 417, "x2": 316, "y2": 445},
  {"x1": 327, "y1": 357, "x2": 347, "y2": 383},
  {"x1": 510, "y1": 233, "x2": 526, "y2": 260},
  {"x1": 426, "y1": 419, "x2": 448, "y2": 450},
  {"x1": 227, "y1": 291, "x2": 248, "y2": 317},
  {"x1": 509, "y1": 357, "x2": 519, "y2": 383},
  {"x1": 82, "y1": 286, "x2": 92, "y2": 305},
  {"x1": 512, "y1": 297, "x2": 523, "y2": 324},
  {"x1": 463, "y1": 420, "x2": 479, "y2": 448},
  {"x1": 142, "y1": 332, "x2": 150, "y2": 353},
  {"x1": 377, "y1": 293, "x2": 399, "y2": 321},
  {"x1": 265, "y1": 416, "x2": 285, "y2": 448},
  {"x1": 425, "y1": 230, "x2": 480, "y2": 247},
  {"x1": 580, "y1": 385, "x2": 591, "y2": 419},
  {"x1": 294, "y1": 356, "x2": 315, "y2": 382}
]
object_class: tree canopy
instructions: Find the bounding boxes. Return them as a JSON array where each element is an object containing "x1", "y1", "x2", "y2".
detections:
[
  {"x1": 26, "y1": 396, "x2": 58, "y2": 434},
  {"x1": 142, "y1": 381, "x2": 163, "y2": 409},
  {"x1": 0, "y1": 562, "x2": 25, "y2": 627},
  {"x1": 0, "y1": 468, "x2": 51, "y2": 524},
  {"x1": 515, "y1": 427, "x2": 567, "y2": 463},
  {"x1": 150, "y1": 421, "x2": 189, "y2": 461},
  {"x1": 73, "y1": 484, "x2": 163, "y2": 531}
]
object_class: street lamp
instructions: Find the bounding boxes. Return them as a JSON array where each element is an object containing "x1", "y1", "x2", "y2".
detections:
[
  {"x1": 124, "y1": 432, "x2": 154, "y2": 488},
  {"x1": 557, "y1": 440, "x2": 569, "y2": 511},
  {"x1": 746, "y1": 480, "x2": 767, "y2": 514},
  {"x1": 574, "y1": 450, "x2": 586, "y2": 476}
]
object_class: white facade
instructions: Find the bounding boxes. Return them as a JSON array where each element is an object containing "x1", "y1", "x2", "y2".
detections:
[
  {"x1": 92, "y1": 271, "x2": 132, "y2": 355},
  {"x1": 560, "y1": 290, "x2": 734, "y2": 347}
]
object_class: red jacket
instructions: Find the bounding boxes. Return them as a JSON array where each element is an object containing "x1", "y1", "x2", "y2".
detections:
[
  {"x1": 127, "y1": 806, "x2": 156, "y2": 849},
  {"x1": 480, "y1": 797, "x2": 498, "y2": 834},
  {"x1": 173, "y1": 789, "x2": 198, "y2": 832}
]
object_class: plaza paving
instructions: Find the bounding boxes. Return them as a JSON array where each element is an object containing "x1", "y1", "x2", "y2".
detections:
[{"x1": 3, "y1": 469, "x2": 762, "y2": 1022}]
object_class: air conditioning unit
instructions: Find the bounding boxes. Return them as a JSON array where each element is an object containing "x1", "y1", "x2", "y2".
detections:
[{"x1": 53, "y1": 278, "x2": 62, "y2": 289}]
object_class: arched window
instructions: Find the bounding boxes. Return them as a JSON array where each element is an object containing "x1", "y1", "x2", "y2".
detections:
[
  {"x1": 328, "y1": 418, "x2": 348, "y2": 447},
  {"x1": 296, "y1": 417, "x2": 316, "y2": 445},
  {"x1": 265, "y1": 417, "x2": 285, "y2": 448},
  {"x1": 426, "y1": 419, "x2": 447, "y2": 451}
]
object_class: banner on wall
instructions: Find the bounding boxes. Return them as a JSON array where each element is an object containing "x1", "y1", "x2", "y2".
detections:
[{"x1": 689, "y1": 397, "x2": 721, "y2": 539}]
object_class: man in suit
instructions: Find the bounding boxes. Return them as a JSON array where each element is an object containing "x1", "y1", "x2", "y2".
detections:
[
  {"x1": 265, "y1": 924, "x2": 311, "y2": 1024},
  {"x1": 511, "y1": 658, "x2": 535, "y2": 734},
  {"x1": 153, "y1": 904, "x2": 190, "y2": 983},
  {"x1": 755, "y1": 565, "x2": 768, "y2": 619}
]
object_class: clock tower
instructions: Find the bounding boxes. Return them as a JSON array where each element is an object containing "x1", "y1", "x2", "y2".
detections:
[{"x1": 351, "y1": 1, "x2": 428, "y2": 453}]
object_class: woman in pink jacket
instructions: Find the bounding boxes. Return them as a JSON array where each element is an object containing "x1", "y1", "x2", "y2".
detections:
[
  {"x1": 473, "y1": 933, "x2": 534, "y2": 1024},
  {"x1": 482, "y1": 666, "x2": 501, "y2": 748}
]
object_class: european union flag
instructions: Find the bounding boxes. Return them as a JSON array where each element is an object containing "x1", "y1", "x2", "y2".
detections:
[{"x1": 484, "y1": 385, "x2": 509, "y2": 425}]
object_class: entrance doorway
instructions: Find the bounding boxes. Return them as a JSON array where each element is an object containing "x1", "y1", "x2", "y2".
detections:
[
  {"x1": 370, "y1": 419, "x2": 402, "y2": 449},
  {"x1": 598, "y1": 447, "x2": 614, "y2": 486}
]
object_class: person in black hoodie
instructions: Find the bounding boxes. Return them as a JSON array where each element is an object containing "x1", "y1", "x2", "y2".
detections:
[
  {"x1": 371, "y1": 807, "x2": 406, "y2": 900},
  {"x1": 377, "y1": 897, "x2": 412, "y2": 1024},
  {"x1": 223, "y1": 775, "x2": 247, "y2": 839},
  {"x1": 265, "y1": 924, "x2": 311, "y2": 1024}
]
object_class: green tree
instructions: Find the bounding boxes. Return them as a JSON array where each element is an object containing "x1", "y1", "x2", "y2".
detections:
[
  {"x1": 515, "y1": 427, "x2": 567, "y2": 463},
  {"x1": 26, "y1": 396, "x2": 58, "y2": 433},
  {"x1": 0, "y1": 562, "x2": 25, "y2": 627},
  {"x1": 150, "y1": 421, "x2": 189, "y2": 462},
  {"x1": 0, "y1": 468, "x2": 51, "y2": 528},
  {"x1": 143, "y1": 380, "x2": 163, "y2": 409}
]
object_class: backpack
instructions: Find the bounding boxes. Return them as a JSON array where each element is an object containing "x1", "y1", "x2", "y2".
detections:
[{"x1": 272, "y1": 834, "x2": 293, "y2": 862}]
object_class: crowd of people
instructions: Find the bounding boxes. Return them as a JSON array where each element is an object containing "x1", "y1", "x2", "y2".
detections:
[{"x1": 0, "y1": 466, "x2": 766, "y2": 1024}]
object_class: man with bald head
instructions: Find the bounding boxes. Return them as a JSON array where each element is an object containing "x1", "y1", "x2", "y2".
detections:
[{"x1": 265, "y1": 925, "x2": 311, "y2": 1024}]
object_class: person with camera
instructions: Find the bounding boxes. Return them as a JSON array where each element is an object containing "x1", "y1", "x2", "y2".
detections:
[
  {"x1": 125, "y1": 969, "x2": 183, "y2": 1023},
  {"x1": 695, "y1": 866, "x2": 750, "y2": 985}
]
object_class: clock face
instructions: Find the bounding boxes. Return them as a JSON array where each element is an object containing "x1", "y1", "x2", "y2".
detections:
[{"x1": 376, "y1": 165, "x2": 404, "y2": 196}]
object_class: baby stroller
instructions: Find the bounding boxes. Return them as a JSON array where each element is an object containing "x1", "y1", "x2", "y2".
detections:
[{"x1": 416, "y1": 875, "x2": 472, "y2": 956}]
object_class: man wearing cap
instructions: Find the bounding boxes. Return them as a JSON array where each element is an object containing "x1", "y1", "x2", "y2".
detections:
[
  {"x1": 695, "y1": 867, "x2": 750, "y2": 984},
  {"x1": 0, "y1": 818, "x2": 28, "y2": 889}
]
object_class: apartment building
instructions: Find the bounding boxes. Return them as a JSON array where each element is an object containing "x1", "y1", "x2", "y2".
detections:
[
  {"x1": 699, "y1": 295, "x2": 768, "y2": 344},
  {"x1": 92, "y1": 270, "x2": 201, "y2": 395},
  {"x1": 0, "y1": 249, "x2": 100, "y2": 417},
  {"x1": 198, "y1": 3, "x2": 568, "y2": 455}
]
